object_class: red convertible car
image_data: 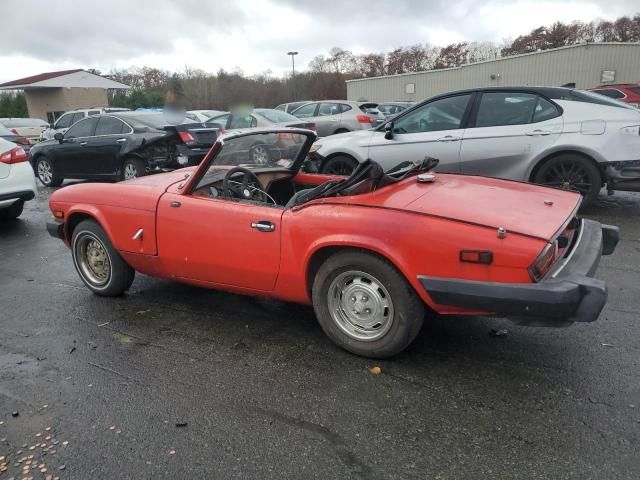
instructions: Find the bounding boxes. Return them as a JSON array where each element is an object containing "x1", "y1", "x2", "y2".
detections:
[{"x1": 47, "y1": 128, "x2": 618, "y2": 358}]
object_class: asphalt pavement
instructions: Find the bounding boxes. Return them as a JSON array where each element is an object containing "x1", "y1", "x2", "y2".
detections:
[{"x1": 0, "y1": 183, "x2": 639, "y2": 479}]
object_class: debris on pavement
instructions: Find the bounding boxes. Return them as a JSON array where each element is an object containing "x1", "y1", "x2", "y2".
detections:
[
  {"x1": 368, "y1": 366, "x2": 382, "y2": 375},
  {"x1": 175, "y1": 422, "x2": 188, "y2": 427},
  {"x1": 489, "y1": 328, "x2": 508, "y2": 337}
]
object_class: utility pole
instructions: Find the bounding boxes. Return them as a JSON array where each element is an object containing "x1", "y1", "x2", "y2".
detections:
[{"x1": 287, "y1": 51, "x2": 298, "y2": 101}]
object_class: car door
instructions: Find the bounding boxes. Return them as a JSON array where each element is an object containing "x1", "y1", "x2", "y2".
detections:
[
  {"x1": 86, "y1": 116, "x2": 132, "y2": 175},
  {"x1": 314, "y1": 103, "x2": 343, "y2": 136},
  {"x1": 156, "y1": 191, "x2": 283, "y2": 291},
  {"x1": 291, "y1": 102, "x2": 320, "y2": 132},
  {"x1": 458, "y1": 92, "x2": 563, "y2": 180},
  {"x1": 55, "y1": 117, "x2": 100, "y2": 176},
  {"x1": 367, "y1": 93, "x2": 473, "y2": 173}
]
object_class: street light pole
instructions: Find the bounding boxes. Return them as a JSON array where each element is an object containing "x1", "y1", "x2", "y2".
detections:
[{"x1": 287, "y1": 51, "x2": 298, "y2": 101}]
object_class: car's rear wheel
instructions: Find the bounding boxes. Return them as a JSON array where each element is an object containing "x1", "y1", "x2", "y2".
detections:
[
  {"x1": 0, "y1": 200, "x2": 24, "y2": 220},
  {"x1": 36, "y1": 156, "x2": 63, "y2": 187},
  {"x1": 321, "y1": 155, "x2": 358, "y2": 176},
  {"x1": 312, "y1": 250, "x2": 425, "y2": 358},
  {"x1": 533, "y1": 154, "x2": 602, "y2": 206},
  {"x1": 250, "y1": 144, "x2": 271, "y2": 165},
  {"x1": 121, "y1": 157, "x2": 147, "y2": 180},
  {"x1": 71, "y1": 219, "x2": 135, "y2": 296}
]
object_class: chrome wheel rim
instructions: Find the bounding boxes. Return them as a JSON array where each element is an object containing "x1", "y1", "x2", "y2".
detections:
[
  {"x1": 76, "y1": 234, "x2": 111, "y2": 286},
  {"x1": 251, "y1": 145, "x2": 269, "y2": 165},
  {"x1": 327, "y1": 270, "x2": 394, "y2": 342},
  {"x1": 123, "y1": 163, "x2": 137, "y2": 180},
  {"x1": 38, "y1": 160, "x2": 53, "y2": 184}
]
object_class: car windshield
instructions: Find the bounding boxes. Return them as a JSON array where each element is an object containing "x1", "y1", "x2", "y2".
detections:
[
  {"x1": 255, "y1": 109, "x2": 299, "y2": 123},
  {"x1": 1, "y1": 118, "x2": 47, "y2": 127},
  {"x1": 572, "y1": 90, "x2": 634, "y2": 109},
  {"x1": 211, "y1": 131, "x2": 309, "y2": 170},
  {"x1": 0, "y1": 123, "x2": 14, "y2": 135},
  {"x1": 120, "y1": 112, "x2": 179, "y2": 129}
]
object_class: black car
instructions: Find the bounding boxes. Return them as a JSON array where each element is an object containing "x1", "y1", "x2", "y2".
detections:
[{"x1": 29, "y1": 112, "x2": 220, "y2": 186}]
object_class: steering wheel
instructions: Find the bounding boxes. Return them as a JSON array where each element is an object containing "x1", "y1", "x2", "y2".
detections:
[{"x1": 223, "y1": 167, "x2": 262, "y2": 200}]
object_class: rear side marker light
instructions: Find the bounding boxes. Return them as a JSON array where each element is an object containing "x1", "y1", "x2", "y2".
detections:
[
  {"x1": 529, "y1": 242, "x2": 558, "y2": 281},
  {"x1": 53, "y1": 211, "x2": 64, "y2": 219},
  {"x1": 460, "y1": 250, "x2": 493, "y2": 264}
]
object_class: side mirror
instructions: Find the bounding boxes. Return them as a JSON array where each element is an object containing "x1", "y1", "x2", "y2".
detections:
[
  {"x1": 384, "y1": 122, "x2": 394, "y2": 140},
  {"x1": 54, "y1": 132, "x2": 64, "y2": 143}
]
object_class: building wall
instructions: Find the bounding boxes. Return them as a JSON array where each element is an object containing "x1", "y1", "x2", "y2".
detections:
[
  {"x1": 347, "y1": 43, "x2": 640, "y2": 103},
  {"x1": 25, "y1": 88, "x2": 108, "y2": 121}
]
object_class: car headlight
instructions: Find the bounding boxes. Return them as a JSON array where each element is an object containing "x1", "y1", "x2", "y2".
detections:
[{"x1": 309, "y1": 143, "x2": 323, "y2": 154}]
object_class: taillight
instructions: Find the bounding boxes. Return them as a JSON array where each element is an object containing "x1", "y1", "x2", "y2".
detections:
[
  {"x1": 10, "y1": 128, "x2": 19, "y2": 135},
  {"x1": 528, "y1": 241, "x2": 558, "y2": 282},
  {"x1": 277, "y1": 132, "x2": 295, "y2": 141},
  {"x1": 0, "y1": 146, "x2": 28, "y2": 164},
  {"x1": 356, "y1": 114, "x2": 373, "y2": 124},
  {"x1": 178, "y1": 131, "x2": 196, "y2": 144}
]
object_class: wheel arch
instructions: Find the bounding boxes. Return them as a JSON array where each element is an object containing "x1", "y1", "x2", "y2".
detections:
[
  {"x1": 65, "y1": 207, "x2": 115, "y2": 245},
  {"x1": 528, "y1": 149, "x2": 605, "y2": 185},
  {"x1": 304, "y1": 243, "x2": 432, "y2": 309}
]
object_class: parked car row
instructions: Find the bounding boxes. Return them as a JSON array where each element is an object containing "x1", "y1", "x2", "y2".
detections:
[{"x1": 306, "y1": 86, "x2": 640, "y2": 205}]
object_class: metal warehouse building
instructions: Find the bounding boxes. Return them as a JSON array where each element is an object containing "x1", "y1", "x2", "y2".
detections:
[{"x1": 347, "y1": 43, "x2": 640, "y2": 103}]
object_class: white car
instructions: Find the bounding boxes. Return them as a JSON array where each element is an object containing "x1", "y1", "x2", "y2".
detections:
[
  {"x1": 0, "y1": 118, "x2": 49, "y2": 144},
  {"x1": 185, "y1": 110, "x2": 225, "y2": 122},
  {"x1": 308, "y1": 87, "x2": 640, "y2": 205},
  {"x1": 41, "y1": 107, "x2": 130, "y2": 141},
  {"x1": 0, "y1": 138, "x2": 37, "y2": 220}
]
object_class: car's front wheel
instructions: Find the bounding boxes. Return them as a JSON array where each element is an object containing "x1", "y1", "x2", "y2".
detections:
[
  {"x1": 321, "y1": 155, "x2": 358, "y2": 176},
  {"x1": 121, "y1": 157, "x2": 147, "y2": 180},
  {"x1": 312, "y1": 250, "x2": 425, "y2": 358},
  {"x1": 72, "y1": 219, "x2": 135, "y2": 296},
  {"x1": 533, "y1": 154, "x2": 602, "y2": 206},
  {"x1": 36, "y1": 156, "x2": 63, "y2": 187}
]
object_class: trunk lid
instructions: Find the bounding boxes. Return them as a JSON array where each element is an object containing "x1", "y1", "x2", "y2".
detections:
[
  {"x1": 172, "y1": 122, "x2": 221, "y2": 148},
  {"x1": 348, "y1": 173, "x2": 581, "y2": 240}
]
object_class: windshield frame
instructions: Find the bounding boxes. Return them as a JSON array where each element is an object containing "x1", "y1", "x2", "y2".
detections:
[{"x1": 182, "y1": 128, "x2": 317, "y2": 195}]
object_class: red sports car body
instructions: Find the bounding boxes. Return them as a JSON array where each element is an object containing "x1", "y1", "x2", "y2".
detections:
[{"x1": 47, "y1": 128, "x2": 618, "y2": 358}]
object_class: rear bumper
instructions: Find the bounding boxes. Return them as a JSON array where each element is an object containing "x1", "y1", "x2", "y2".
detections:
[
  {"x1": 176, "y1": 145, "x2": 209, "y2": 166},
  {"x1": 0, "y1": 189, "x2": 35, "y2": 203},
  {"x1": 604, "y1": 159, "x2": 640, "y2": 192},
  {"x1": 419, "y1": 219, "x2": 618, "y2": 326}
]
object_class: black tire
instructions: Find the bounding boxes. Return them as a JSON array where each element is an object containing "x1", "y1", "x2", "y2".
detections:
[
  {"x1": 312, "y1": 250, "x2": 425, "y2": 358},
  {"x1": 71, "y1": 219, "x2": 135, "y2": 296},
  {"x1": 0, "y1": 200, "x2": 24, "y2": 220},
  {"x1": 533, "y1": 154, "x2": 602, "y2": 206},
  {"x1": 35, "y1": 156, "x2": 63, "y2": 187},
  {"x1": 321, "y1": 155, "x2": 358, "y2": 176},
  {"x1": 121, "y1": 157, "x2": 147, "y2": 181}
]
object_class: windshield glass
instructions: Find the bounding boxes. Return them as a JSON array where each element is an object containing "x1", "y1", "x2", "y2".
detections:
[
  {"x1": 253, "y1": 108, "x2": 298, "y2": 123},
  {"x1": 212, "y1": 132, "x2": 308, "y2": 170},
  {"x1": 255, "y1": 109, "x2": 299, "y2": 123},
  {"x1": 0, "y1": 123, "x2": 14, "y2": 135},
  {"x1": 122, "y1": 112, "x2": 184, "y2": 129},
  {"x1": 1, "y1": 118, "x2": 47, "y2": 127},
  {"x1": 572, "y1": 90, "x2": 634, "y2": 109}
]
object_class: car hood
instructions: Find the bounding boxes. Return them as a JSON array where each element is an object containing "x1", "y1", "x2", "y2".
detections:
[
  {"x1": 333, "y1": 173, "x2": 580, "y2": 240},
  {"x1": 49, "y1": 168, "x2": 195, "y2": 212}
]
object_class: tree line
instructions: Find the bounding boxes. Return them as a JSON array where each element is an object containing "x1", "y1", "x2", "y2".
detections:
[{"x1": 1, "y1": 14, "x2": 638, "y2": 117}]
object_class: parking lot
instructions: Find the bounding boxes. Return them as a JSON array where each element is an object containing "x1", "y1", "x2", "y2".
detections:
[{"x1": 0, "y1": 183, "x2": 637, "y2": 479}]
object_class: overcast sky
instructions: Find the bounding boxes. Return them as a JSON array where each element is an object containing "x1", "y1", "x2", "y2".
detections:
[{"x1": 0, "y1": 0, "x2": 638, "y2": 82}]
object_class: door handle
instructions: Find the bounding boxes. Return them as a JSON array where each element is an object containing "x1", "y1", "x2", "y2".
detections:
[
  {"x1": 251, "y1": 221, "x2": 276, "y2": 232},
  {"x1": 525, "y1": 130, "x2": 552, "y2": 136},
  {"x1": 170, "y1": 201, "x2": 181, "y2": 208},
  {"x1": 116, "y1": 138, "x2": 127, "y2": 143},
  {"x1": 79, "y1": 141, "x2": 87, "y2": 146},
  {"x1": 436, "y1": 135, "x2": 461, "y2": 142}
]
